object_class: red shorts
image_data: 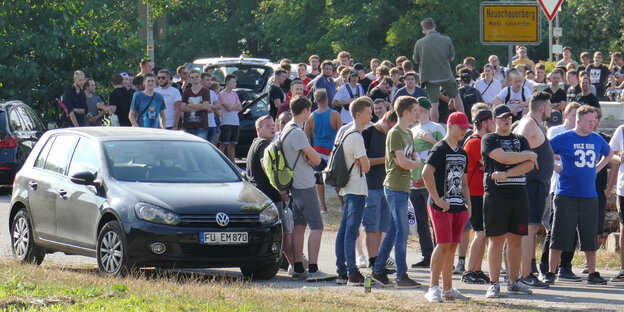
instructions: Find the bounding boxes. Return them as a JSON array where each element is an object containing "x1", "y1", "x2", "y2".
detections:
[{"x1": 427, "y1": 205, "x2": 469, "y2": 244}]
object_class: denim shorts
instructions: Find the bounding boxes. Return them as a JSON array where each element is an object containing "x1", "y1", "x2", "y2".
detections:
[{"x1": 362, "y1": 189, "x2": 389, "y2": 232}]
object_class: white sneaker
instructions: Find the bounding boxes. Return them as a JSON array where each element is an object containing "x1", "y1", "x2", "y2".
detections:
[
  {"x1": 356, "y1": 254, "x2": 367, "y2": 268},
  {"x1": 306, "y1": 270, "x2": 336, "y2": 282},
  {"x1": 386, "y1": 257, "x2": 396, "y2": 269},
  {"x1": 443, "y1": 288, "x2": 470, "y2": 301},
  {"x1": 486, "y1": 282, "x2": 500, "y2": 298},
  {"x1": 424, "y1": 286, "x2": 443, "y2": 302},
  {"x1": 287, "y1": 265, "x2": 294, "y2": 276}
]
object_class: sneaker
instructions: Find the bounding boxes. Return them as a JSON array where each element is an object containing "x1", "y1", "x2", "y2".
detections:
[
  {"x1": 453, "y1": 259, "x2": 466, "y2": 274},
  {"x1": 424, "y1": 286, "x2": 443, "y2": 303},
  {"x1": 531, "y1": 259, "x2": 538, "y2": 275},
  {"x1": 411, "y1": 259, "x2": 430, "y2": 268},
  {"x1": 336, "y1": 273, "x2": 348, "y2": 285},
  {"x1": 540, "y1": 272, "x2": 556, "y2": 284},
  {"x1": 320, "y1": 206, "x2": 328, "y2": 214},
  {"x1": 302, "y1": 255, "x2": 309, "y2": 269},
  {"x1": 347, "y1": 271, "x2": 366, "y2": 286},
  {"x1": 486, "y1": 283, "x2": 500, "y2": 298},
  {"x1": 461, "y1": 271, "x2": 484, "y2": 284},
  {"x1": 306, "y1": 270, "x2": 336, "y2": 282},
  {"x1": 443, "y1": 288, "x2": 470, "y2": 301},
  {"x1": 356, "y1": 254, "x2": 367, "y2": 269},
  {"x1": 395, "y1": 274, "x2": 421, "y2": 289},
  {"x1": 610, "y1": 272, "x2": 624, "y2": 283},
  {"x1": 587, "y1": 272, "x2": 607, "y2": 285},
  {"x1": 521, "y1": 273, "x2": 550, "y2": 289},
  {"x1": 557, "y1": 264, "x2": 582, "y2": 282},
  {"x1": 475, "y1": 271, "x2": 491, "y2": 284},
  {"x1": 507, "y1": 280, "x2": 533, "y2": 295},
  {"x1": 292, "y1": 270, "x2": 308, "y2": 280},
  {"x1": 386, "y1": 257, "x2": 396, "y2": 269},
  {"x1": 287, "y1": 265, "x2": 294, "y2": 276},
  {"x1": 371, "y1": 271, "x2": 393, "y2": 287},
  {"x1": 582, "y1": 263, "x2": 589, "y2": 274},
  {"x1": 279, "y1": 256, "x2": 289, "y2": 270}
]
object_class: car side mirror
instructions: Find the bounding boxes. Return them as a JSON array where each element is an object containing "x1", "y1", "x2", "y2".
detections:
[{"x1": 70, "y1": 171, "x2": 98, "y2": 186}]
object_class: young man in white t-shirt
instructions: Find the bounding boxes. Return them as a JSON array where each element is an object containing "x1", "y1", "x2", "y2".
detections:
[
  {"x1": 201, "y1": 72, "x2": 222, "y2": 144},
  {"x1": 154, "y1": 69, "x2": 181, "y2": 130},
  {"x1": 608, "y1": 124, "x2": 624, "y2": 283},
  {"x1": 492, "y1": 70, "x2": 532, "y2": 121},
  {"x1": 333, "y1": 69, "x2": 365, "y2": 124},
  {"x1": 335, "y1": 97, "x2": 372, "y2": 286},
  {"x1": 475, "y1": 64, "x2": 502, "y2": 106}
]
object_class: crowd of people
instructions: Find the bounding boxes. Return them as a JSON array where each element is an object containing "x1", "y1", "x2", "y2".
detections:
[{"x1": 58, "y1": 17, "x2": 624, "y2": 302}]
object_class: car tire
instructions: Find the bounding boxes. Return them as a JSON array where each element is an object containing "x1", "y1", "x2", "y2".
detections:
[
  {"x1": 240, "y1": 260, "x2": 281, "y2": 280},
  {"x1": 97, "y1": 221, "x2": 131, "y2": 276},
  {"x1": 11, "y1": 209, "x2": 45, "y2": 265}
]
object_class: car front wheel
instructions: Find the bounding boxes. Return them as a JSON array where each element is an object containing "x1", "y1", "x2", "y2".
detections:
[
  {"x1": 240, "y1": 260, "x2": 281, "y2": 280},
  {"x1": 97, "y1": 221, "x2": 130, "y2": 276},
  {"x1": 11, "y1": 209, "x2": 45, "y2": 265}
]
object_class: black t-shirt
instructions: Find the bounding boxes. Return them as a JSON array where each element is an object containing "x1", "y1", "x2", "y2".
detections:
[
  {"x1": 246, "y1": 138, "x2": 282, "y2": 203},
  {"x1": 481, "y1": 133, "x2": 531, "y2": 195},
  {"x1": 425, "y1": 140, "x2": 468, "y2": 212},
  {"x1": 595, "y1": 131, "x2": 612, "y2": 191},
  {"x1": 306, "y1": 72, "x2": 319, "y2": 80},
  {"x1": 577, "y1": 93, "x2": 600, "y2": 108},
  {"x1": 545, "y1": 87, "x2": 567, "y2": 105},
  {"x1": 369, "y1": 87, "x2": 389, "y2": 102},
  {"x1": 268, "y1": 85, "x2": 285, "y2": 118},
  {"x1": 62, "y1": 85, "x2": 87, "y2": 126},
  {"x1": 586, "y1": 64, "x2": 612, "y2": 100},
  {"x1": 362, "y1": 125, "x2": 386, "y2": 190},
  {"x1": 108, "y1": 87, "x2": 132, "y2": 126},
  {"x1": 358, "y1": 76, "x2": 373, "y2": 94}
]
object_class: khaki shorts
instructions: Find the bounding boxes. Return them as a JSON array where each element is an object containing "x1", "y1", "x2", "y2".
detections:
[{"x1": 424, "y1": 79, "x2": 459, "y2": 103}]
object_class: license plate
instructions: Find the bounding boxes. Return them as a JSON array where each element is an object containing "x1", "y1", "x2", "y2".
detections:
[{"x1": 200, "y1": 232, "x2": 248, "y2": 245}]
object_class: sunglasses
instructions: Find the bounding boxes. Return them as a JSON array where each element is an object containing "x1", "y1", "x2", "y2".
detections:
[
  {"x1": 190, "y1": 75, "x2": 200, "y2": 79},
  {"x1": 157, "y1": 76, "x2": 167, "y2": 80}
]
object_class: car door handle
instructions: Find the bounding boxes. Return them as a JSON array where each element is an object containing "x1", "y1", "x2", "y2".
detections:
[
  {"x1": 58, "y1": 189, "x2": 67, "y2": 198},
  {"x1": 29, "y1": 181, "x2": 37, "y2": 190}
]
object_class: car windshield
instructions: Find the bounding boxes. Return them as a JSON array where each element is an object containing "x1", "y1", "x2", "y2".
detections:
[
  {"x1": 103, "y1": 140, "x2": 240, "y2": 183},
  {"x1": 205, "y1": 65, "x2": 272, "y2": 90}
]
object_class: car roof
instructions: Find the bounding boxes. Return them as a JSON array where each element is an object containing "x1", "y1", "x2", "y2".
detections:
[
  {"x1": 193, "y1": 57, "x2": 275, "y2": 68},
  {"x1": 45, "y1": 127, "x2": 206, "y2": 142}
]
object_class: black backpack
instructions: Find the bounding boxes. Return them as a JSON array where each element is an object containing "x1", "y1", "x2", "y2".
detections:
[{"x1": 323, "y1": 129, "x2": 359, "y2": 188}]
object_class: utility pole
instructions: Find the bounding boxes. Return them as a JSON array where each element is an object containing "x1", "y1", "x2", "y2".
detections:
[{"x1": 146, "y1": 0, "x2": 155, "y2": 63}]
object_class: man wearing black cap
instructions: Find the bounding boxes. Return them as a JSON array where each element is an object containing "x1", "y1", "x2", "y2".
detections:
[
  {"x1": 481, "y1": 104, "x2": 538, "y2": 298},
  {"x1": 334, "y1": 69, "x2": 366, "y2": 124},
  {"x1": 354, "y1": 63, "x2": 373, "y2": 93}
]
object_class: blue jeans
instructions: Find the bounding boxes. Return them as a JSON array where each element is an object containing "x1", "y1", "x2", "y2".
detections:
[
  {"x1": 335, "y1": 194, "x2": 366, "y2": 277},
  {"x1": 186, "y1": 127, "x2": 209, "y2": 140},
  {"x1": 374, "y1": 187, "x2": 410, "y2": 278}
]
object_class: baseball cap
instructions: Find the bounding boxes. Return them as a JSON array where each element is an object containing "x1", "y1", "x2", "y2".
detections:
[
  {"x1": 473, "y1": 109, "x2": 493, "y2": 124},
  {"x1": 353, "y1": 63, "x2": 365, "y2": 71},
  {"x1": 447, "y1": 112, "x2": 471, "y2": 129},
  {"x1": 460, "y1": 72, "x2": 471, "y2": 83},
  {"x1": 416, "y1": 97, "x2": 431, "y2": 110},
  {"x1": 493, "y1": 104, "x2": 512, "y2": 118},
  {"x1": 349, "y1": 69, "x2": 358, "y2": 76}
]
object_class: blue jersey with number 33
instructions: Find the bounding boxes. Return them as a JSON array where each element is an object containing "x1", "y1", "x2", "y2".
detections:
[{"x1": 550, "y1": 130, "x2": 610, "y2": 198}]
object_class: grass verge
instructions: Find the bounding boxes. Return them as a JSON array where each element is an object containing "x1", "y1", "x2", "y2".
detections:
[{"x1": 0, "y1": 258, "x2": 559, "y2": 312}]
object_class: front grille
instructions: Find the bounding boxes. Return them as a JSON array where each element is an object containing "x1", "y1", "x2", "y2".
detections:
[
  {"x1": 179, "y1": 243, "x2": 263, "y2": 257},
  {"x1": 179, "y1": 214, "x2": 260, "y2": 227}
]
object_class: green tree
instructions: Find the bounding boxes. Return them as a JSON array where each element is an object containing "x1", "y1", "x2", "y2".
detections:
[{"x1": 0, "y1": 0, "x2": 142, "y2": 121}]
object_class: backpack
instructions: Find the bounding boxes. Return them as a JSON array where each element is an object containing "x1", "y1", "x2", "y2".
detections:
[
  {"x1": 323, "y1": 129, "x2": 359, "y2": 188},
  {"x1": 504, "y1": 86, "x2": 526, "y2": 104},
  {"x1": 262, "y1": 124, "x2": 301, "y2": 191},
  {"x1": 459, "y1": 86, "x2": 480, "y2": 119}
]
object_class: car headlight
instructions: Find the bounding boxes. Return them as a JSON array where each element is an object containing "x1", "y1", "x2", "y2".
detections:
[
  {"x1": 134, "y1": 202, "x2": 181, "y2": 225},
  {"x1": 259, "y1": 203, "x2": 279, "y2": 225}
]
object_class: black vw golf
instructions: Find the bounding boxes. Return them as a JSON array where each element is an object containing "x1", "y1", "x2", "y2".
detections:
[{"x1": 9, "y1": 127, "x2": 282, "y2": 279}]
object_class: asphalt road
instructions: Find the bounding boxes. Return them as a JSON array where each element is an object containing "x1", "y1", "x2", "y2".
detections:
[{"x1": 0, "y1": 193, "x2": 622, "y2": 310}]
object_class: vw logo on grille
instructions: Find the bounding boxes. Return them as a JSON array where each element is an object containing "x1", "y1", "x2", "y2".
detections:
[{"x1": 215, "y1": 212, "x2": 230, "y2": 227}]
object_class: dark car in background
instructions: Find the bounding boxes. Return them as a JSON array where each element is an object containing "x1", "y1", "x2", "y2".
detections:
[
  {"x1": 9, "y1": 127, "x2": 283, "y2": 279},
  {"x1": 191, "y1": 57, "x2": 276, "y2": 158},
  {"x1": 0, "y1": 100, "x2": 50, "y2": 187}
]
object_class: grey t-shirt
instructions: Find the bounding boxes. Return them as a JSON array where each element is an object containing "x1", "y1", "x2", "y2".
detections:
[
  {"x1": 86, "y1": 94, "x2": 102, "y2": 126},
  {"x1": 413, "y1": 31, "x2": 455, "y2": 83},
  {"x1": 282, "y1": 121, "x2": 316, "y2": 189}
]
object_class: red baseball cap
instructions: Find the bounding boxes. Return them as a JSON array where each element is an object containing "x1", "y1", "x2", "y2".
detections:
[{"x1": 447, "y1": 112, "x2": 471, "y2": 129}]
